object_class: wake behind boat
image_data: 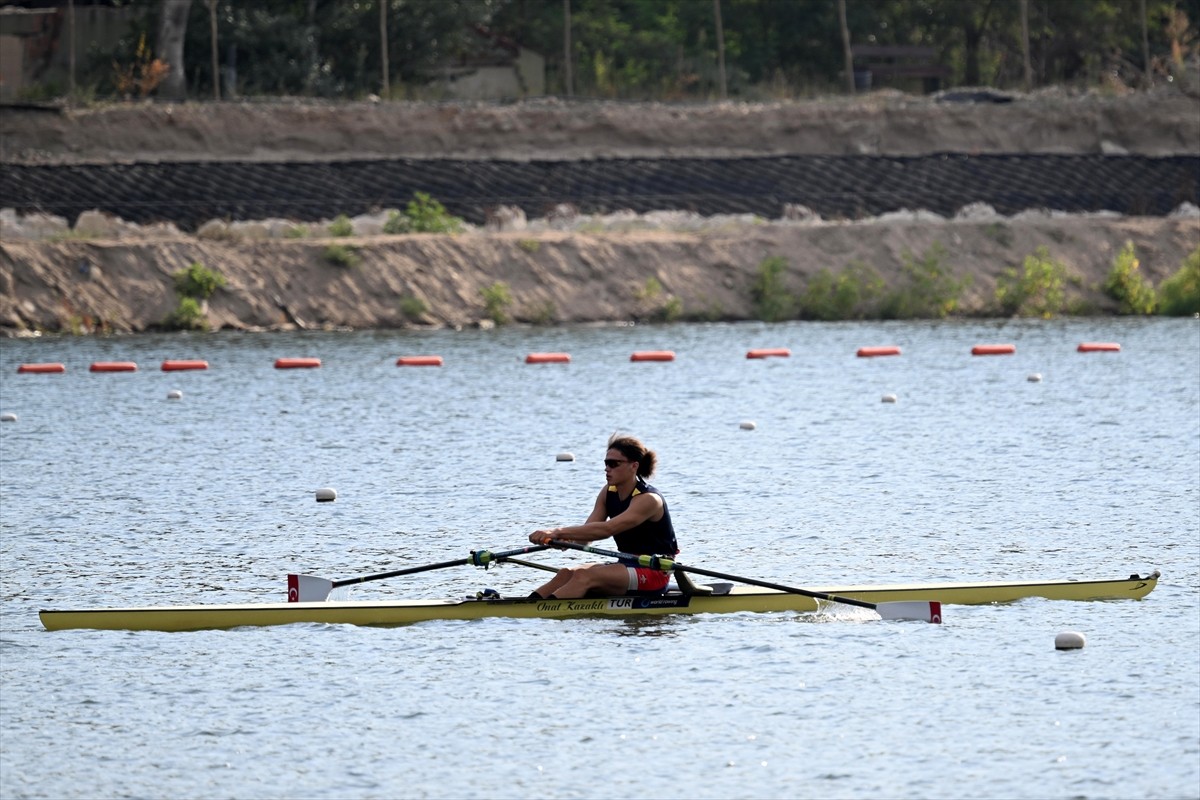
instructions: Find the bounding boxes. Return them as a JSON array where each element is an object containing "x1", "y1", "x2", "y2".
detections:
[{"x1": 39, "y1": 570, "x2": 1160, "y2": 632}]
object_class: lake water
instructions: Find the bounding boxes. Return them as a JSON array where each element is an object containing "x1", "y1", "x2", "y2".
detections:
[{"x1": 1, "y1": 318, "x2": 1198, "y2": 800}]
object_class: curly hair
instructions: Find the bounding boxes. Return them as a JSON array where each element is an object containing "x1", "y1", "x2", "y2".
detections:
[{"x1": 607, "y1": 433, "x2": 657, "y2": 478}]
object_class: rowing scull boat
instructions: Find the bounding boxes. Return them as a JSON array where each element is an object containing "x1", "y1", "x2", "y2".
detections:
[{"x1": 39, "y1": 571, "x2": 1159, "y2": 632}]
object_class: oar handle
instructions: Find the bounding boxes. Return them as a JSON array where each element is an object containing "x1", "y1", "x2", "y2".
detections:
[
  {"x1": 330, "y1": 544, "x2": 552, "y2": 588},
  {"x1": 546, "y1": 539, "x2": 881, "y2": 611}
]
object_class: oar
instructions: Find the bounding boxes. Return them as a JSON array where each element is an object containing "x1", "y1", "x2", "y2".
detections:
[
  {"x1": 287, "y1": 544, "x2": 553, "y2": 602},
  {"x1": 544, "y1": 539, "x2": 942, "y2": 623}
]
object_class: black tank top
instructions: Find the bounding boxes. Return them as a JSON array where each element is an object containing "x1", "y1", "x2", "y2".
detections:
[{"x1": 606, "y1": 478, "x2": 679, "y2": 556}]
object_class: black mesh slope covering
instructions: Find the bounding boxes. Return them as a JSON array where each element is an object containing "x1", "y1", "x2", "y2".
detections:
[{"x1": 2, "y1": 153, "x2": 1196, "y2": 231}]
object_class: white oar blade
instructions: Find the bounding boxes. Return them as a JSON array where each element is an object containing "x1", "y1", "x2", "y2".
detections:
[
  {"x1": 876, "y1": 600, "x2": 942, "y2": 623},
  {"x1": 287, "y1": 574, "x2": 334, "y2": 603}
]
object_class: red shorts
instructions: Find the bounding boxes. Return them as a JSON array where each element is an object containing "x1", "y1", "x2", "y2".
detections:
[{"x1": 626, "y1": 566, "x2": 670, "y2": 593}]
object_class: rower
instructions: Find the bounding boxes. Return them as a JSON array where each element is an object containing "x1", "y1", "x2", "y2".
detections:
[{"x1": 527, "y1": 434, "x2": 679, "y2": 600}]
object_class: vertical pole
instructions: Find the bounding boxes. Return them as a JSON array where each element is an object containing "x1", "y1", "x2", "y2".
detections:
[
  {"x1": 380, "y1": 0, "x2": 390, "y2": 97},
  {"x1": 713, "y1": 0, "x2": 727, "y2": 100},
  {"x1": 838, "y1": 0, "x2": 854, "y2": 94},
  {"x1": 1020, "y1": 0, "x2": 1032, "y2": 91},
  {"x1": 68, "y1": 0, "x2": 76, "y2": 100},
  {"x1": 208, "y1": 0, "x2": 220, "y2": 101},
  {"x1": 563, "y1": 0, "x2": 573, "y2": 97}
]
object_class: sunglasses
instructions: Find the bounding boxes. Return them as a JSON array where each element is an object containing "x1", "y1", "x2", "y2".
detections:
[{"x1": 603, "y1": 458, "x2": 630, "y2": 468}]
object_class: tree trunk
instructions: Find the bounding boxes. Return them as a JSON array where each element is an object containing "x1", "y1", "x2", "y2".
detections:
[
  {"x1": 838, "y1": 0, "x2": 854, "y2": 94},
  {"x1": 713, "y1": 0, "x2": 727, "y2": 99},
  {"x1": 1140, "y1": 0, "x2": 1150, "y2": 87},
  {"x1": 1020, "y1": 0, "x2": 1032, "y2": 90},
  {"x1": 157, "y1": 0, "x2": 192, "y2": 101},
  {"x1": 964, "y1": 24, "x2": 982, "y2": 86},
  {"x1": 207, "y1": 0, "x2": 219, "y2": 101},
  {"x1": 563, "y1": 0, "x2": 573, "y2": 97},
  {"x1": 380, "y1": 0, "x2": 390, "y2": 97}
]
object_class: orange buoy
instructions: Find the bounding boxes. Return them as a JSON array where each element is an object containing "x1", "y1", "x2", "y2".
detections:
[
  {"x1": 17, "y1": 363, "x2": 66, "y2": 374},
  {"x1": 856, "y1": 346, "x2": 902, "y2": 358},
  {"x1": 630, "y1": 351, "x2": 675, "y2": 362},
  {"x1": 161, "y1": 360, "x2": 209, "y2": 371},
  {"x1": 1077, "y1": 342, "x2": 1120, "y2": 353},
  {"x1": 971, "y1": 344, "x2": 1016, "y2": 356},
  {"x1": 746, "y1": 348, "x2": 791, "y2": 359},
  {"x1": 525, "y1": 352, "x2": 571, "y2": 364},
  {"x1": 274, "y1": 357, "x2": 321, "y2": 369},
  {"x1": 396, "y1": 355, "x2": 444, "y2": 367},
  {"x1": 90, "y1": 361, "x2": 137, "y2": 372}
]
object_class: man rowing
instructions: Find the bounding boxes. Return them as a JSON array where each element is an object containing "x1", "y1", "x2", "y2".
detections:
[{"x1": 528, "y1": 434, "x2": 679, "y2": 600}]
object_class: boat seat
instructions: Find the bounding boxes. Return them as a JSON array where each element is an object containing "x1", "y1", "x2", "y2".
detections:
[{"x1": 671, "y1": 569, "x2": 733, "y2": 596}]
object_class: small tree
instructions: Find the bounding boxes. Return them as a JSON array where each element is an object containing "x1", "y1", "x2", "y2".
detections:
[
  {"x1": 173, "y1": 261, "x2": 226, "y2": 300},
  {"x1": 1103, "y1": 241, "x2": 1157, "y2": 315}
]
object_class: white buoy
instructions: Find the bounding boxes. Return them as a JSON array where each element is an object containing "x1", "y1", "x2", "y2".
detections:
[
  {"x1": 1027, "y1": 373, "x2": 1043, "y2": 383},
  {"x1": 1055, "y1": 631, "x2": 1086, "y2": 650},
  {"x1": 556, "y1": 452, "x2": 575, "y2": 462},
  {"x1": 167, "y1": 390, "x2": 183, "y2": 400},
  {"x1": 739, "y1": 421, "x2": 756, "y2": 430},
  {"x1": 881, "y1": 393, "x2": 897, "y2": 403},
  {"x1": 315, "y1": 488, "x2": 337, "y2": 503},
  {"x1": 0, "y1": 412, "x2": 16, "y2": 422}
]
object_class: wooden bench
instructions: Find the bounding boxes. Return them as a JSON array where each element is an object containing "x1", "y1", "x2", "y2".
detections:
[{"x1": 850, "y1": 45, "x2": 949, "y2": 93}]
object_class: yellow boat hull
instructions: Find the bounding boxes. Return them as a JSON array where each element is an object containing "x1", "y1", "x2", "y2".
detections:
[{"x1": 39, "y1": 571, "x2": 1159, "y2": 632}]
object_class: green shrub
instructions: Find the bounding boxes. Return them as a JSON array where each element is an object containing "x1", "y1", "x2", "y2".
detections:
[
  {"x1": 635, "y1": 277, "x2": 662, "y2": 301},
  {"x1": 1103, "y1": 241, "x2": 1157, "y2": 315},
  {"x1": 398, "y1": 294, "x2": 428, "y2": 319},
  {"x1": 658, "y1": 296, "x2": 683, "y2": 322},
  {"x1": 172, "y1": 261, "x2": 226, "y2": 300},
  {"x1": 1158, "y1": 247, "x2": 1200, "y2": 316},
  {"x1": 406, "y1": 192, "x2": 464, "y2": 233},
  {"x1": 751, "y1": 256, "x2": 796, "y2": 322},
  {"x1": 880, "y1": 243, "x2": 967, "y2": 319},
  {"x1": 383, "y1": 210, "x2": 411, "y2": 235},
  {"x1": 164, "y1": 297, "x2": 208, "y2": 331},
  {"x1": 983, "y1": 222, "x2": 1013, "y2": 248},
  {"x1": 323, "y1": 244, "x2": 360, "y2": 268},
  {"x1": 328, "y1": 215, "x2": 354, "y2": 237},
  {"x1": 994, "y1": 246, "x2": 1069, "y2": 318},
  {"x1": 283, "y1": 224, "x2": 309, "y2": 239},
  {"x1": 480, "y1": 281, "x2": 513, "y2": 324},
  {"x1": 517, "y1": 238, "x2": 541, "y2": 253},
  {"x1": 797, "y1": 261, "x2": 885, "y2": 321},
  {"x1": 527, "y1": 300, "x2": 557, "y2": 325}
]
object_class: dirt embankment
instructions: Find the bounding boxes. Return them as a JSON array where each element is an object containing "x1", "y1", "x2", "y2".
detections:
[
  {"x1": 3, "y1": 89, "x2": 1199, "y2": 164},
  {"x1": 1, "y1": 89, "x2": 1198, "y2": 334},
  {"x1": 3, "y1": 217, "x2": 1196, "y2": 334}
]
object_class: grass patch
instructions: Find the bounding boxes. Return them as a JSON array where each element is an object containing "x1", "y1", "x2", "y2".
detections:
[
  {"x1": 323, "y1": 244, "x2": 360, "y2": 268},
  {"x1": 398, "y1": 294, "x2": 428, "y2": 321},
  {"x1": 383, "y1": 211, "x2": 411, "y2": 235},
  {"x1": 983, "y1": 222, "x2": 1013, "y2": 248},
  {"x1": 517, "y1": 238, "x2": 541, "y2": 253},
  {"x1": 328, "y1": 215, "x2": 354, "y2": 237}
]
